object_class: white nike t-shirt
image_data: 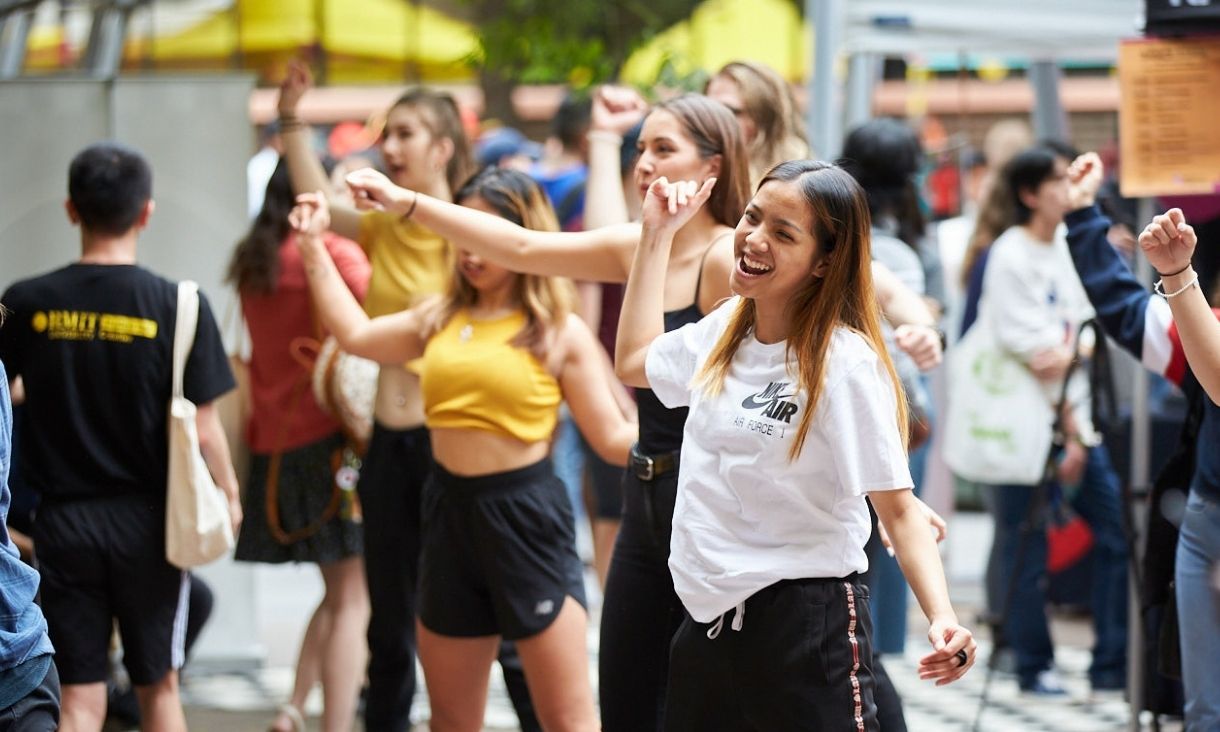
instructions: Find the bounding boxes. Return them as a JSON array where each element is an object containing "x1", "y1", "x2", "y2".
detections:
[{"x1": 645, "y1": 297, "x2": 913, "y2": 623}]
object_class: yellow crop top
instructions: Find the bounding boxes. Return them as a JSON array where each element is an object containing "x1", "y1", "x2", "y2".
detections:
[
  {"x1": 358, "y1": 211, "x2": 451, "y2": 317},
  {"x1": 420, "y1": 309, "x2": 561, "y2": 443}
]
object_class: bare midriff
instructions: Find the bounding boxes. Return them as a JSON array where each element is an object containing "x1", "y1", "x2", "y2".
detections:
[
  {"x1": 430, "y1": 428, "x2": 551, "y2": 477},
  {"x1": 373, "y1": 365, "x2": 426, "y2": 429}
]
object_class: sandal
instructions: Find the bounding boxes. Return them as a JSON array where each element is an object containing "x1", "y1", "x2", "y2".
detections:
[{"x1": 270, "y1": 702, "x2": 306, "y2": 732}]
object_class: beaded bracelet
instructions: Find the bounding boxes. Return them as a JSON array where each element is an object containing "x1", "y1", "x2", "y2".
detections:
[{"x1": 1154, "y1": 272, "x2": 1200, "y2": 299}]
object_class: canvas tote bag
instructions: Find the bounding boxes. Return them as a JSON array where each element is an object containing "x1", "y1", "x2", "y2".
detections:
[
  {"x1": 942, "y1": 311, "x2": 1055, "y2": 486},
  {"x1": 166, "y1": 281, "x2": 235, "y2": 569}
]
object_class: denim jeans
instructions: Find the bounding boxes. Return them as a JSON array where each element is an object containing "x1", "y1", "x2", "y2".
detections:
[
  {"x1": 0, "y1": 660, "x2": 58, "y2": 731},
  {"x1": 1176, "y1": 491, "x2": 1220, "y2": 730},
  {"x1": 990, "y1": 444, "x2": 1128, "y2": 687}
]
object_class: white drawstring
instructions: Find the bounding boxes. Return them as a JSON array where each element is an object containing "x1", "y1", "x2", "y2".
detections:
[{"x1": 705, "y1": 602, "x2": 746, "y2": 639}]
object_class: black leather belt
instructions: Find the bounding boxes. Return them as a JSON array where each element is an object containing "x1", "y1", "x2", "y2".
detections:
[{"x1": 629, "y1": 443, "x2": 678, "y2": 482}]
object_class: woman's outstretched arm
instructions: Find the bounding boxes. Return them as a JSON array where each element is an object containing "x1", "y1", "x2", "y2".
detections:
[
  {"x1": 346, "y1": 168, "x2": 639, "y2": 283},
  {"x1": 292, "y1": 192, "x2": 427, "y2": 364}
]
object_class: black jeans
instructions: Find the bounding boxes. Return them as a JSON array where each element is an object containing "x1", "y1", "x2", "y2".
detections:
[
  {"x1": 358, "y1": 424, "x2": 538, "y2": 732},
  {"x1": 0, "y1": 661, "x2": 59, "y2": 731},
  {"x1": 598, "y1": 471, "x2": 683, "y2": 732}
]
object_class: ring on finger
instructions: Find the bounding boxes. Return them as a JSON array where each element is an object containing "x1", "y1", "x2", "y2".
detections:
[{"x1": 955, "y1": 650, "x2": 968, "y2": 668}]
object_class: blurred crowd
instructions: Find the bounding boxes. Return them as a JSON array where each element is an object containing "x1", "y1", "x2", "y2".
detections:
[{"x1": 0, "y1": 54, "x2": 1217, "y2": 732}]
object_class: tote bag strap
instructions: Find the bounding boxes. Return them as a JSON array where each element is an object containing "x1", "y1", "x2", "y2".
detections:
[
  {"x1": 173, "y1": 281, "x2": 200, "y2": 399},
  {"x1": 1041, "y1": 318, "x2": 1105, "y2": 484}
]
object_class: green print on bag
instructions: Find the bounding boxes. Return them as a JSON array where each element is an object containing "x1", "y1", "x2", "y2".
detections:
[
  {"x1": 964, "y1": 351, "x2": 1028, "y2": 453},
  {"x1": 944, "y1": 326, "x2": 1054, "y2": 486},
  {"x1": 972, "y1": 349, "x2": 1025, "y2": 398}
]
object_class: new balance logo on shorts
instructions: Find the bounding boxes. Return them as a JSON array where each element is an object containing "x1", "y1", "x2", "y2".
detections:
[
  {"x1": 741, "y1": 381, "x2": 799, "y2": 424},
  {"x1": 534, "y1": 599, "x2": 554, "y2": 616}
]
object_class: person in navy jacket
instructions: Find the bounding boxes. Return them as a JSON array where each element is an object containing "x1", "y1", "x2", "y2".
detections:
[{"x1": 1064, "y1": 152, "x2": 1220, "y2": 730}]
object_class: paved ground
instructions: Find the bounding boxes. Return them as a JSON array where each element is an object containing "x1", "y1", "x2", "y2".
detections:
[{"x1": 154, "y1": 511, "x2": 1178, "y2": 731}]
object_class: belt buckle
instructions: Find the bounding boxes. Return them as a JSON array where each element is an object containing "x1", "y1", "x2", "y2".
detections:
[{"x1": 637, "y1": 454, "x2": 655, "y2": 481}]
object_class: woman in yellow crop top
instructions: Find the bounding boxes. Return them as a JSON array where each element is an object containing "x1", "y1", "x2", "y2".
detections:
[
  {"x1": 276, "y1": 63, "x2": 550, "y2": 732},
  {"x1": 293, "y1": 167, "x2": 635, "y2": 732}
]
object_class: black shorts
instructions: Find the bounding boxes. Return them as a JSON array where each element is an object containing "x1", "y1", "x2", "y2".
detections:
[
  {"x1": 664, "y1": 576, "x2": 878, "y2": 732},
  {"x1": 418, "y1": 458, "x2": 586, "y2": 641},
  {"x1": 34, "y1": 496, "x2": 189, "y2": 686},
  {"x1": 578, "y1": 435, "x2": 625, "y2": 520}
]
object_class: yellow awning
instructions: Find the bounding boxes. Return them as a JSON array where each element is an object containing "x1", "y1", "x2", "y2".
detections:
[{"x1": 26, "y1": 0, "x2": 479, "y2": 82}]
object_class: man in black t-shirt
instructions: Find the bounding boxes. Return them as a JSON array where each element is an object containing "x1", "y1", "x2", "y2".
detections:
[{"x1": 0, "y1": 142, "x2": 240, "y2": 732}]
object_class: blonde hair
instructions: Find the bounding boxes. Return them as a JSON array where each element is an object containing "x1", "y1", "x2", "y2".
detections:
[
  {"x1": 696, "y1": 161, "x2": 909, "y2": 460},
  {"x1": 426, "y1": 167, "x2": 576, "y2": 357},
  {"x1": 710, "y1": 61, "x2": 810, "y2": 183}
]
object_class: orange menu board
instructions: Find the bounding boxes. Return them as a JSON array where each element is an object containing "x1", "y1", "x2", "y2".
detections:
[{"x1": 1119, "y1": 36, "x2": 1220, "y2": 197}]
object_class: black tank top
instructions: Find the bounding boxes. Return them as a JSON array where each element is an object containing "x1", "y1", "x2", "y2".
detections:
[{"x1": 635, "y1": 241, "x2": 720, "y2": 455}]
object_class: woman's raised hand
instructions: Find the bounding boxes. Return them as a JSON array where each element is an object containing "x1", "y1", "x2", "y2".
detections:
[
  {"x1": 1065, "y1": 152, "x2": 1104, "y2": 211},
  {"x1": 345, "y1": 168, "x2": 409, "y2": 213},
  {"x1": 641, "y1": 177, "x2": 717, "y2": 237},
  {"x1": 277, "y1": 60, "x2": 312, "y2": 118},
  {"x1": 592, "y1": 85, "x2": 649, "y2": 136},
  {"x1": 1140, "y1": 208, "x2": 1197, "y2": 277},
  {"x1": 289, "y1": 191, "x2": 330, "y2": 241}
]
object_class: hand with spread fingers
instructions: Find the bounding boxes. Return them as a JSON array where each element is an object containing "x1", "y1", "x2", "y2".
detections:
[
  {"x1": 640, "y1": 177, "x2": 718, "y2": 238},
  {"x1": 1139, "y1": 208, "x2": 1197, "y2": 278},
  {"x1": 918, "y1": 619, "x2": 977, "y2": 686}
]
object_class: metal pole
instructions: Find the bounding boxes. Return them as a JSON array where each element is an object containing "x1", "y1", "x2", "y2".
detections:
[
  {"x1": 1029, "y1": 59, "x2": 1071, "y2": 142},
  {"x1": 80, "y1": 0, "x2": 141, "y2": 79},
  {"x1": 0, "y1": 5, "x2": 32, "y2": 79},
  {"x1": 808, "y1": 0, "x2": 844, "y2": 160},
  {"x1": 1126, "y1": 197, "x2": 1157, "y2": 731},
  {"x1": 844, "y1": 52, "x2": 876, "y2": 133}
]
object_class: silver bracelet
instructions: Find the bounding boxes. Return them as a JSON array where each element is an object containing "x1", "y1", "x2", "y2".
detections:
[{"x1": 1154, "y1": 272, "x2": 1200, "y2": 299}]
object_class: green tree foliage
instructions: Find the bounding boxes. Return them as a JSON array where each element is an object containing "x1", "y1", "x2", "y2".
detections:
[{"x1": 463, "y1": 0, "x2": 700, "y2": 88}]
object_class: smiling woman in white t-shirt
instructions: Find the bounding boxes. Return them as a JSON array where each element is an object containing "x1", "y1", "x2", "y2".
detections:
[{"x1": 615, "y1": 160, "x2": 976, "y2": 730}]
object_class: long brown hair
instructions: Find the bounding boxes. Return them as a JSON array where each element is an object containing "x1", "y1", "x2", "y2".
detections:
[
  {"x1": 961, "y1": 144, "x2": 1069, "y2": 285},
  {"x1": 227, "y1": 158, "x2": 296, "y2": 294},
  {"x1": 651, "y1": 94, "x2": 751, "y2": 229},
  {"x1": 389, "y1": 89, "x2": 476, "y2": 196},
  {"x1": 425, "y1": 167, "x2": 576, "y2": 357},
  {"x1": 709, "y1": 61, "x2": 809, "y2": 183},
  {"x1": 696, "y1": 161, "x2": 909, "y2": 460}
]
